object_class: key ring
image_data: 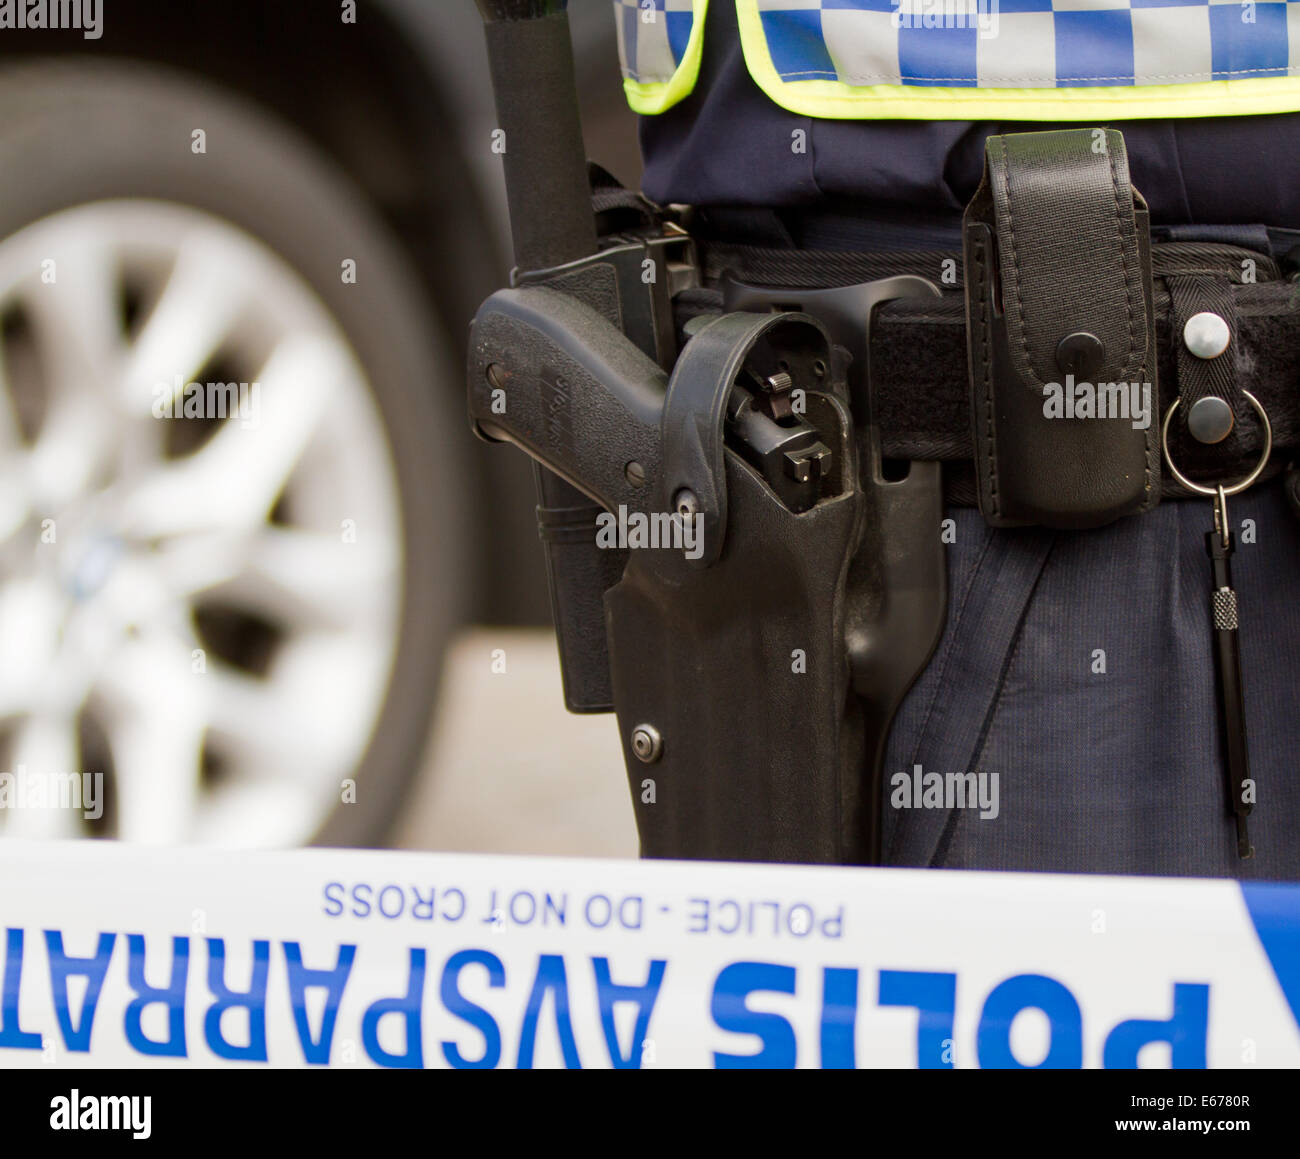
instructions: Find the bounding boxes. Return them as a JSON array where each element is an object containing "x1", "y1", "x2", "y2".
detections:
[{"x1": 1161, "y1": 390, "x2": 1273, "y2": 498}]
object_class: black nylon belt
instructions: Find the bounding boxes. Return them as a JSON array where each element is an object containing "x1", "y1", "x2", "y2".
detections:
[{"x1": 694, "y1": 238, "x2": 1300, "y2": 503}]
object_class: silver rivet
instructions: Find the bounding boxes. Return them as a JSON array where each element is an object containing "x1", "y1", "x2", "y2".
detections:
[
  {"x1": 1187, "y1": 395, "x2": 1235, "y2": 444},
  {"x1": 1183, "y1": 311, "x2": 1231, "y2": 359},
  {"x1": 630, "y1": 724, "x2": 662, "y2": 763},
  {"x1": 673, "y1": 489, "x2": 699, "y2": 519}
]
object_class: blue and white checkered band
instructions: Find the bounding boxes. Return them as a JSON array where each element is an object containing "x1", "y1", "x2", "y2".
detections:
[
  {"x1": 616, "y1": 0, "x2": 699, "y2": 85},
  {"x1": 754, "y1": 0, "x2": 1300, "y2": 89},
  {"x1": 616, "y1": 1, "x2": 1300, "y2": 120}
]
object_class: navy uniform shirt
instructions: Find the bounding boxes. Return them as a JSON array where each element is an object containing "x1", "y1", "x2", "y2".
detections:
[{"x1": 639, "y1": 0, "x2": 1300, "y2": 247}]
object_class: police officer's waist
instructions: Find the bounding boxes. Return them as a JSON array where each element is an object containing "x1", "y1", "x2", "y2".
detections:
[{"x1": 694, "y1": 237, "x2": 1300, "y2": 503}]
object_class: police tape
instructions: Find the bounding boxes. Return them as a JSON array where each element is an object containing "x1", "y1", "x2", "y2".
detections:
[{"x1": 0, "y1": 840, "x2": 1296, "y2": 1069}]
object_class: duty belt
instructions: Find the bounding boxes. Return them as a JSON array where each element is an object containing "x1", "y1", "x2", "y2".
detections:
[{"x1": 697, "y1": 238, "x2": 1300, "y2": 510}]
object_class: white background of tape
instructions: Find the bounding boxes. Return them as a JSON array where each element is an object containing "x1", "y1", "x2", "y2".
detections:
[{"x1": 0, "y1": 842, "x2": 1294, "y2": 1069}]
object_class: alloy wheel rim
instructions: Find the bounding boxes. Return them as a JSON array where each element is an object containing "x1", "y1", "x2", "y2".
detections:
[{"x1": 0, "y1": 200, "x2": 404, "y2": 846}]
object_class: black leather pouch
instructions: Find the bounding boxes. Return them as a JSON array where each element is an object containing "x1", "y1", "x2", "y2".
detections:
[{"x1": 963, "y1": 128, "x2": 1160, "y2": 528}]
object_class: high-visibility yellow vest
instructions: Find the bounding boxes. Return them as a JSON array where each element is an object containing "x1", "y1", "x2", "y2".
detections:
[{"x1": 615, "y1": 0, "x2": 1300, "y2": 120}]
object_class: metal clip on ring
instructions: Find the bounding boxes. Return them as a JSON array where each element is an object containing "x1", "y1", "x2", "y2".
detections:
[{"x1": 1162, "y1": 391, "x2": 1270, "y2": 862}]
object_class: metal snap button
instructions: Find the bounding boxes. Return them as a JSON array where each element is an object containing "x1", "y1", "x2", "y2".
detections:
[
  {"x1": 1183, "y1": 311, "x2": 1231, "y2": 359},
  {"x1": 1187, "y1": 395, "x2": 1235, "y2": 444},
  {"x1": 1055, "y1": 331, "x2": 1104, "y2": 378}
]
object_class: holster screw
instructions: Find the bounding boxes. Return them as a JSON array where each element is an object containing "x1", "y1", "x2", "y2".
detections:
[{"x1": 630, "y1": 724, "x2": 663, "y2": 763}]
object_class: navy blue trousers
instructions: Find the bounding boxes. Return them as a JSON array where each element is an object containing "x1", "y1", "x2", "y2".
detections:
[{"x1": 881, "y1": 483, "x2": 1300, "y2": 879}]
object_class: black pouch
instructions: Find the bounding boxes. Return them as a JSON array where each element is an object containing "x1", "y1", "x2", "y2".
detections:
[{"x1": 963, "y1": 128, "x2": 1160, "y2": 529}]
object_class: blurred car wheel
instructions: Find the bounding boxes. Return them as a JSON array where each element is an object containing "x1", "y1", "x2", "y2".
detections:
[{"x1": 0, "y1": 60, "x2": 472, "y2": 846}]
